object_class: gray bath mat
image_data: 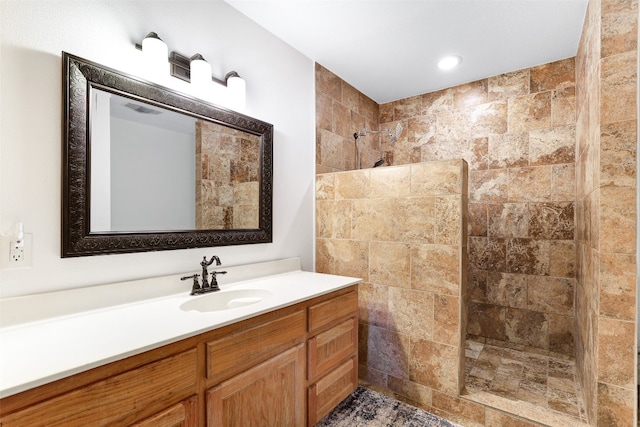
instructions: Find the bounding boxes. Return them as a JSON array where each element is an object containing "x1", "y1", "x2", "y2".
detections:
[{"x1": 315, "y1": 386, "x2": 460, "y2": 426}]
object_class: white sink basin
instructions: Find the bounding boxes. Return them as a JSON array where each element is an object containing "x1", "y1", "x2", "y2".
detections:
[{"x1": 180, "y1": 289, "x2": 273, "y2": 312}]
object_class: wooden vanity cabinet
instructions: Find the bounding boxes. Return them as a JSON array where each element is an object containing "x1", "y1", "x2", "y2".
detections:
[
  {"x1": 0, "y1": 285, "x2": 358, "y2": 427},
  {"x1": 306, "y1": 290, "x2": 358, "y2": 426}
]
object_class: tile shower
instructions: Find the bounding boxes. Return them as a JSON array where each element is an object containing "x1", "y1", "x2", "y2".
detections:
[{"x1": 315, "y1": 0, "x2": 637, "y2": 424}]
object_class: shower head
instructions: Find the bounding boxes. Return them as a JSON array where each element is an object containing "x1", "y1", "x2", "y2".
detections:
[{"x1": 388, "y1": 123, "x2": 403, "y2": 145}]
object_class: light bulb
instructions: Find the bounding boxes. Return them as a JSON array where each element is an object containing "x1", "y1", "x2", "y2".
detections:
[
  {"x1": 190, "y1": 54, "x2": 212, "y2": 89},
  {"x1": 438, "y1": 55, "x2": 462, "y2": 70}
]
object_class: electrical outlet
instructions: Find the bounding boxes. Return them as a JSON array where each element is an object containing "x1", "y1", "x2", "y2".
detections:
[
  {"x1": 1, "y1": 233, "x2": 32, "y2": 269},
  {"x1": 10, "y1": 242, "x2": 25, "y2": 263}
]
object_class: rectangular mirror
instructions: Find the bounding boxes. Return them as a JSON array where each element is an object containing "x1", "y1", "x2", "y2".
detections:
[{"x1": 62, "y1": 53, "x2": 273, "y2": 257}]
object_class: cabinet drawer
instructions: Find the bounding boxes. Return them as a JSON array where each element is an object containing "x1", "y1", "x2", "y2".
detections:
[
  {"x1": 132, "y1": 395, "x2": 198, "y2": 427},
  {"x1": 0, "y1": 349, "x2": 197, "y2": 427},
  {"x1": 308, "y1": 290, "x2": 357, "y2": 334},
  {"x1": 207, "y1": 310, "x2": 305, "y2": 384},
  {"x1": 307, "y1": 356, "x2": 357, "y2": 426},
  {"x1": 308, "y1": 317, "x2": 357, "y2": 381}
]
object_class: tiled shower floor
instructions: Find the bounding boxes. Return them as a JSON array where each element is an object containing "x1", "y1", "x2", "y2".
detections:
[{"x1": 464, "y1": 340, "x2": 588, "y2": 426}]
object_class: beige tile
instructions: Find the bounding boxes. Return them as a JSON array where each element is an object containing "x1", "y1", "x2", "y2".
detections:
[
  {"x1": 484, "y1": 407, "x2": 540, "y2": 427},
  {"x1": 369, "y1": 165, "x2": 411, "y2": 198},
  {"x1": 597, "y1": 382, "x2": 635, "y2": 426},
  {"x1": 468, "y1": 203, "x2": 488, "y2": 237},
  {"x1": 379, "y1": 102, "x2": 394, "y2": 123},
  {"x1": 432, "y1": 391, "x2": 485, "y2": 424},
  {"x1": 548, "y1": 314, "x2": 575, "y2": 357},
  {"x1": 486, "y1": 272, "x2": 528, "y2": 309},
  {"x1": 549, "y1": 240, "x2": 576, "y2": 278},
  {"x1": 599, "y1": 252, "x2": 636, "y2": 321},
  {"x1": 508, "y1": 166, "x2": 552, "y2": 203},
  {"x1": 488, "y1": 69, "x2": 530, "y2": 101},
  {"x1": 470, "y1": 169, "x2": 509, "y2": 203},
  {"x1": 369, "y1": 241, "x2": 411, "y2": 288},
  {"x1": 334, "y1": 169, "x2": 370, "y2": 199},
  {"x1": 454, "y1": 79, "x2": 489, "y2": 109},
  {"x1": 488, "y1": 203, "x2": 529, "y2": 238},
  {"x1": 599, "y1": 186, "x2": 636, "y2": 253},
  {"x1": 393, "y1": 94, "x2": 423, "y2": 121},
  {"x1": 487, "y1": 132, "x2": 529, "y2": 169},
  {"x1": 600, "y1": 119, "x2": 637, "y2": 188},
  {"x1": 386, "y1": 376, "x2": 433, "y2": 407},
  {"x1": 406, "y1": 115, "x2": 436, "y2": 146},
  {"x1": 601, "y1": 50, "x2": 637, "y2": 125},
  {"x1": 467, "y1": 302, "x2": 507, "y2": 341},
  {"x1": 410, "y1": 339, "x2": 459, "y2": 394},
  {"x1": 316, "y1": 238, "x2": 369, "y2": 281},
  {"x1": 530, "y1": 58, "x2": 575, "y2": 92},
  {"x1": 388, "y1": 287, "x2": 434, "y2": 340},
  {"x1": 316, "y1": 91, "x2": 333, "y2": 132},
  {"x1": 601, "y1": 6, "x2": 638, "y2": 58},
  {"x1": 551, "y1": 86, "x2": 576, "y2": 127},
  {"x1": 411, "y1": 244, "x2": 460, "y2": 295},
  {"x1": 529, "y1": 125, "x2": 576, "y2": 166},
  {"x1": 468, "y1": 268, "x2": 488, "y2": 303},
  {"x1": 468, "y1": 236, "x2": 507, "y2": 272},
  {"x1": 315, "y1": 63, "x2": 341, "y2": 100},
  {"x1": 435, "y1": 195, "x2": 462, "y2": 245},
  {"x1": 467, "y1": 101, "x2": 509, "y2": 137},
  {"x1": 508, "y1": 92, "x2": 551, "y2": 132},
  {"x1": 393, "y1": 197, "x2": 436, "y2": 243},
  {"x1": 597, "y1": 317, "x2": 635, "y2": 387},
  {"x1": 332, "y1": 100, "x2": 351, "y2": 140},
  {"x1": 551, "y1": 163, "x2": 576, "y2": 202},
  {"x1": 341, "y1": 81, "x2": 360, "y2": 113},
  {"x1": 358, "y1": 282, "x2": 388, "y2": 328},
  {"x1": 410, "y1": 160, "x2": 463, "y2": 196},
  {"x1": 434, "y1": 294, "x2": 460, "y2": 346},
  {"x1": 367, "y1": 325, "x2": 411, "y2": 380},
  {"x1": 505, "y1": 308, "x2": 549, "y2": 349},
  {"x1": 315, "y1": 199, "x2": 351, "y2": 239},
  {"x1": 315, "y1": 173, "x2": 335, "y2": 200},
  {"x1": 351, "y1": 198, "x2": 396, "y2": 241},
  {"x1": 420, "y1": 88, "x2": 455, "y2": 115}
]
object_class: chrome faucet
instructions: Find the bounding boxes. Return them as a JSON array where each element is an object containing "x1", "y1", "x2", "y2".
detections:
[{"x1": 181, "y1": 255, "x2": 226, "y2": 295}]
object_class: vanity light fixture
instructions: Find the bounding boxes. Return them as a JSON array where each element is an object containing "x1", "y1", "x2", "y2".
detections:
[
  {"x1": 438, "y1": 55, "x2": 462, "y2": 70},
  {"x1": 135, "y1": 32, "x2": 246, "y2": 109}
]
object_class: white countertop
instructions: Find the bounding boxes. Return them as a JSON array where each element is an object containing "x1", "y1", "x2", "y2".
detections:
[{"x1": 0, "y1": 258, "x2": 361, "y2": 398}]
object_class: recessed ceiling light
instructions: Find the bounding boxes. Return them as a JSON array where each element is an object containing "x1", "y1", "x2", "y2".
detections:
[{"x1": 438, "y1": 55, "x2": 462, "y2": 70}]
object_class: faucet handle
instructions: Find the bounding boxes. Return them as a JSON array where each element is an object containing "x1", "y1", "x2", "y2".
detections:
[
  {"x1": 209, "y1": 270, "x2": 227, "y2": 292},
  {"x1": 181, "y1": 274, "x2": 201, "y2": 295}
]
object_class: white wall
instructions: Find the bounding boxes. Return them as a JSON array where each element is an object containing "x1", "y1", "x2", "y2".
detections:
[{"x1": 0, "y1": 0, "x2": 316, "y2": 298}]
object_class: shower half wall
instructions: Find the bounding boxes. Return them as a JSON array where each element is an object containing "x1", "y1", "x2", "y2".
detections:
[{"x1": 316, "y1": 159, "x2": 468, "y2": 407}]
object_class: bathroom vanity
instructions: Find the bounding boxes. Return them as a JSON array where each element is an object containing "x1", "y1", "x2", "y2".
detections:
[{"x1": 0, "y1": 259, "x2": 360, "y2": 426}]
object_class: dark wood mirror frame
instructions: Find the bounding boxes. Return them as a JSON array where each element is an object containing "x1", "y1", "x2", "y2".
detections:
[{"x1": 62, "y1": 52, "x2": 273, "y2": 257}]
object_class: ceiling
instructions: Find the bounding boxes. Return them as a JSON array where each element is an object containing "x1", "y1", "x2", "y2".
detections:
[{"x1": 225, "y1": 0, "x2": 589, "y2": 104}]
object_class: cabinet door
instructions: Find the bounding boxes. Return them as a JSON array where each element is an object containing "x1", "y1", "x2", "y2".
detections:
[
  {"x1": 132, "y1": 395, "x2": 198, "y2": 427},
  {"x1": 307, "y1": 356, "x2": 357, "y2": 426},
  {"x1": 207, "y1": 344, "x2": 305, "y2": 427}
]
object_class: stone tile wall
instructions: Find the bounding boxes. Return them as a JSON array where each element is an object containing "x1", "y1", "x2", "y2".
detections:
[
  {"x1": 316, "y1": 64, "x2": 381, "y2": 173},
  {"x1": 379, "y1": 59, "x2": 578, "y2": 357},
  {"x1": 575, "y1": 0, "x2": 638, "y2": 424},
  {"x1": 316, "y1": 159, "x2": 469, "y2": 411},
  {"x1": 195, "y1": 120, "x2": 260, "y2": 229}
]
